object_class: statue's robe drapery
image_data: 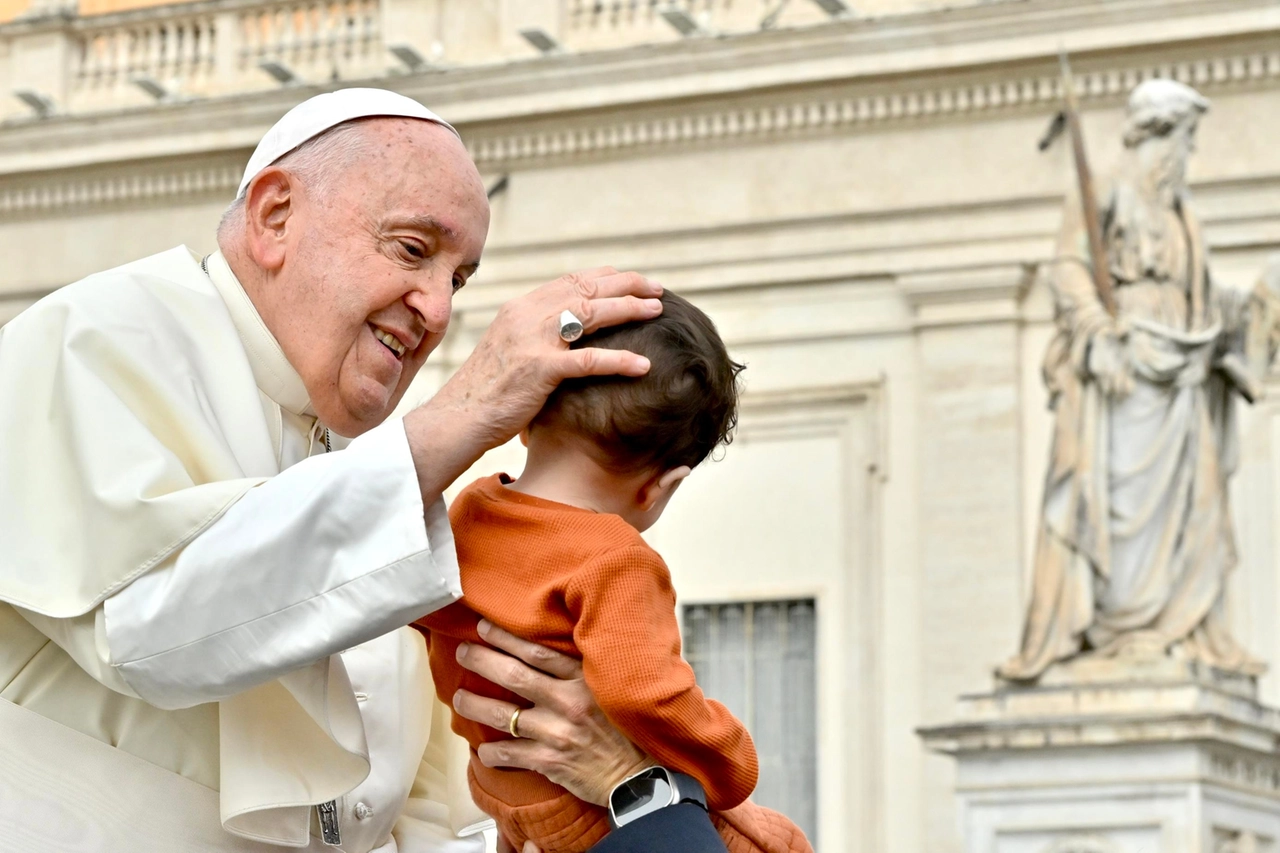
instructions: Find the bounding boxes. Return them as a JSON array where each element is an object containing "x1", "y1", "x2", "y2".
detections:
[
  {"x1": 999, "y1": 180, "x2": 1261, "y2": 681},
  {"x1": 0, "y1": 248, "x2": 487, "y2": 851}
]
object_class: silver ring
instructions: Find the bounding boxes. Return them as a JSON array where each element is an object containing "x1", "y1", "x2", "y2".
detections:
[{"x1": 558, "y1": 310, "x2": 584, "y2": 343}]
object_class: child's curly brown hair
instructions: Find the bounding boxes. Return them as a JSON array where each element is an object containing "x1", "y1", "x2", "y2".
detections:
[{"x1": 532, "y1": 290, "x2": 745, "y2": 474}]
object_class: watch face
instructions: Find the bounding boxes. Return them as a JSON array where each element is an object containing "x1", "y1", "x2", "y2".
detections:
[{"x1": 613, "y1": 768, "x2": 675, "y2": 824}]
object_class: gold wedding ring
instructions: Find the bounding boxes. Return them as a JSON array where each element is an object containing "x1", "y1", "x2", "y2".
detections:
[{"x1": 507, "y1": 707, "x2": 523, "y2": 738}]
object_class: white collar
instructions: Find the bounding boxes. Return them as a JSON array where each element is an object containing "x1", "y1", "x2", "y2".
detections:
[{"x1": 202, "y1": 251, "x2": 315, "y2": 418}]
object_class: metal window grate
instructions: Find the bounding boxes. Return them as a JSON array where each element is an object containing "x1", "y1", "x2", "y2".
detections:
[{"x1": 683, "y1": 599, "x2": 817, "y2": 844}]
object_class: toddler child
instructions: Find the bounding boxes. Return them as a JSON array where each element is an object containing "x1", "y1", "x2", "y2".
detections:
[{"x1": 414, "y1": 292, "x2": 812, "y2": 853}]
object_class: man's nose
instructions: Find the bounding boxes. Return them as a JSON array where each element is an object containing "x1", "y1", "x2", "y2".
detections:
[{"x1": 403, "y1": 274, "x2": 454, "y2": 333}]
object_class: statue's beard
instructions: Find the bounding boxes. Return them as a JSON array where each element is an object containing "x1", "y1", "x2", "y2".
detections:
[{"x1": 1140, "y1": 144, "x2": 1188, "y2": 204}]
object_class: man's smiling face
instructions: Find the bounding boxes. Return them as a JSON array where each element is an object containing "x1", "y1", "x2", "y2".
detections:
[{"x1": 260, "y1": 118, "x2": 490, "y2": 437}]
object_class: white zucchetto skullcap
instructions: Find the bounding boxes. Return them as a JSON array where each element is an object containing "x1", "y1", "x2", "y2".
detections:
[{"x1": 237, "y1": 87, "x2": 458, "y2": 198}]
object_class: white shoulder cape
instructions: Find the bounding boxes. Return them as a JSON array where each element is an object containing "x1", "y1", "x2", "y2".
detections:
[{"x1": 0, "y1": 246, "x2": 275, "y2": 616}]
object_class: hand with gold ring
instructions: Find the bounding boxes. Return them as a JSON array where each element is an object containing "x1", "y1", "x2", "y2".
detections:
[
  {"x1": 507, "y1": 706, "x2": 524, "y2": 738},
  {"x1": 451, "y1": 620, "x2": 651, "y2": 807}
]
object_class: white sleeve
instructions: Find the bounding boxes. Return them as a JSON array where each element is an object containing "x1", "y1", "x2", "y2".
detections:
[{"x1": 97, "y1": 417, "x2": 461, "y2": 710}]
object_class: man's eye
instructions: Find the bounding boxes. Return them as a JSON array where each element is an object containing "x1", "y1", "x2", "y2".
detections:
[
  {"x1": 400, "y1": 241, "x2": 425, "y2": 259},
  {"x1": 452, "y1": 276, "x2": 466, "y2": 293}
]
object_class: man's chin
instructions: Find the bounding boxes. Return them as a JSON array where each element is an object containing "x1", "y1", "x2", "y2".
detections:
[{"x1": 319, "y1": 392, "x2": 396, "y2": 438}]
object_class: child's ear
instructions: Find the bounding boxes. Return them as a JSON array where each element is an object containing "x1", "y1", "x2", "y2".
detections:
[
  {"x1": 639, "y1": 466, "x2": 692, "y2": 511},
  {"x1": 518, "y1": 427, "x2": 530, "y2": 447}
]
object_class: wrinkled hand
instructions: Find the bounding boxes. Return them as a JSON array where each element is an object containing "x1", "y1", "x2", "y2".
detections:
[
  {"x1": 496, "y1": 837, "x2": 540, "y2": 853},
  {"x1": 450, "y1": 620, "x2": 650, "y2": 807},
  {"x1": 1087, "y1": 327, "x2": 1134, "y2": 398},
  {"x1": 403, "y1": 268, "x2": 662, "y2": 499},
  {"x1": 435, "y1": 267, "x2": 661, "y2": 448}
]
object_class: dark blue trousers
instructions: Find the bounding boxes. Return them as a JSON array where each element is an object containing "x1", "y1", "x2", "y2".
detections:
[{"x1": 588, "y1": 804, "x2": 727, "y2": 853}]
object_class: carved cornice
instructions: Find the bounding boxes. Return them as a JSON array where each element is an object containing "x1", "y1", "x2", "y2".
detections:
[
  {"x1": 0, "y1": 160, "x2": 239, "y2": 217},
  {"x1": 1, "y1": 0, "x2": 1277, "y2": 177},
  {"x1": 464, "y1": 45, "x2": 1280, "y2": 167},
  {"x1": 405, "y1": 0, "x2": 1280, "y2": 124}
]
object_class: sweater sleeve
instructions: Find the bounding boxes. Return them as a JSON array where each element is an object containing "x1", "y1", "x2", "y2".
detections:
[{"x1": 565, "y1": 547, "x2": 758, "y2": 811}]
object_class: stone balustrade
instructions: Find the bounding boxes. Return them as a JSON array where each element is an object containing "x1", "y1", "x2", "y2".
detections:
[
  {"x1": 70, "y1": 5, "x2": 222, "y2": 103},
  {"x1": 0, "y1": 0, "x2": 841, "y2": 120},
  {"x1": 68, "y1": 0, "x2": 382, "y2": 104}
]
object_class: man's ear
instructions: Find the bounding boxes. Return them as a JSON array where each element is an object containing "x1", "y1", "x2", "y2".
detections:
[
  {"x1": 639, "y1": 466, "x2": 692, "y2": 511},
  {"x1": 242, "y1": 167, "x2": 295, "y2": 273}
]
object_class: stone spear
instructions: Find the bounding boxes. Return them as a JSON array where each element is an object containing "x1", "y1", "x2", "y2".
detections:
[{"x1": 1057, "y1": 50, "x2": 1118, "y2": 318}]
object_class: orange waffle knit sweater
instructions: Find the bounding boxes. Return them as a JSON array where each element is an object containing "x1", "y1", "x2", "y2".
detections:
[{"x1": 414, "y1": 474, "x2": 812, "y2": 853}]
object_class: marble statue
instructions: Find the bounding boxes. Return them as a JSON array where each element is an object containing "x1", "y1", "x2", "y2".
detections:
[{"x1": 998, "y1": 80, "x2": 1280, "y2": 682}]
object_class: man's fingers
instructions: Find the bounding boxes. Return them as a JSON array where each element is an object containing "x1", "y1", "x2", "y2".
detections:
[
  {"x1": 558, "y1": 347, "x2": 651, "y2": 381},
  {"x1": 455, "y1": 642, "x2": 558, "y2": 705},
  {"x1": 475, "y1": 736, "x2": 552, "y2": 772},
  {"x1": 452, "y1": 688, "x2": 524, "y2": 734},
  {"x1": 573, "y1": 294, "x2": 663, "y2": 335},
  {"x1": 529, "y1": 269, "x2": 658, "y2": 311},
  {"x1": 586, "y1": 271, "x2": 663, "y2": 300},
  {"x1": 476, "y1": 620, "x2": 583, "y2": 680}
]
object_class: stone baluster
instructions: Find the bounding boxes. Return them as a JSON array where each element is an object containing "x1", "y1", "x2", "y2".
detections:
[
  {"x1": 147, "y1": 23, "x2": 162, "y2": 80},
  {"x1": 213, "y1": 9, "x2": 240, "y2": 89},
  {"x1": 326, "y1": 0, "x2": 342, "y2": 73},
  {"x1": 303, "y1": 1, "x2": 319, "y2": 71},
  {"x1": 175, "y1": 19, "x2": 190, "y2": 80},
  {"x1": 71, "y1": 30, "x2": 92, "y2": 88},
  {"x1": 361, "y1": 0, "x2": 377, "y2": 62}
]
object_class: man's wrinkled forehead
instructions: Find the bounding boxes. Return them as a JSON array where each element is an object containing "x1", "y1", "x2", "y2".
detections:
[{"x1": 356, "y1": 124, "x2": 490, "y2": 259}]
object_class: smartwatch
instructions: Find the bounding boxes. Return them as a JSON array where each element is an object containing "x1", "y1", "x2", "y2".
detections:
[{"x1": 607, "y1": 766, "x2": 709, "y2": 830}]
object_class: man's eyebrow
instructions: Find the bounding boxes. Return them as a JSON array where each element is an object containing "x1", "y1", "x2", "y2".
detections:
[
  {"x1": 391, "y1": 215, "x2": 481, "y2": 270},
  {"x1": 396, "y1": 215, "x2": 458, "y2": 241}
]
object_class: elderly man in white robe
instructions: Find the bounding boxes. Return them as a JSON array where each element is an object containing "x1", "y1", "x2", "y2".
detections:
[{"x1": 0, "y1": 90, "x2": 665, "y2": 851}]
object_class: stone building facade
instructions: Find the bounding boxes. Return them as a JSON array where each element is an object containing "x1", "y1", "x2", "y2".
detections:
[{"x1": 3, "y1": 1, "x2": 1280, "y2": 851}]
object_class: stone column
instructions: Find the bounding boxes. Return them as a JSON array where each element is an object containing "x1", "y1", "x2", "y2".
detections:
[
  {"x1": 1, "y1": 9, "x2": 77, "y2": 123},
  {"x1": 900, "y1": 263, "x2": 1035, "y2": 852}
]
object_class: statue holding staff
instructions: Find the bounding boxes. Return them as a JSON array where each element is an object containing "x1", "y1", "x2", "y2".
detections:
[{"x1": 999, "y1": 78, "x2": 1280, "y2": 682}]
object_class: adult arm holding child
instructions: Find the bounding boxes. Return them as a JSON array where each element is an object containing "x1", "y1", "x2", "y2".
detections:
[{"x1": 452, "y1": 622, "x2": 734, "y2": 853}]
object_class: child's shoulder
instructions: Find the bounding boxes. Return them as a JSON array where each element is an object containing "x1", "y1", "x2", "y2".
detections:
[{"x1": 581, "y1": 533, "x2": 670, "y2": 578}]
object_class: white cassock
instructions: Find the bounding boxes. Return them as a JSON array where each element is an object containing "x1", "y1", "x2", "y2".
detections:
[{"x1": 0, "y1": 247, "x2": 488, "y2": 852}]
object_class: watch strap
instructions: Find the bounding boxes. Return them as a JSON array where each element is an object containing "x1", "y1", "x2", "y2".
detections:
[{"x1": 668, "y1": 770, "x2": 708, "y2": 812}]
